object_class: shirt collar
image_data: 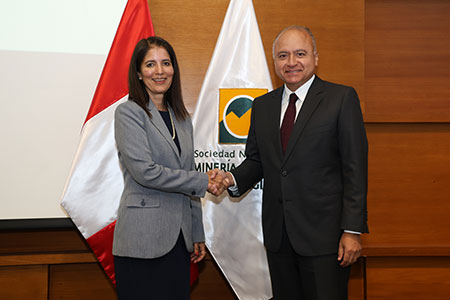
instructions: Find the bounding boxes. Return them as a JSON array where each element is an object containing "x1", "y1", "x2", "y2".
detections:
[{"x1": 282, "y1": 74, "x2": 316, "y2": 103}]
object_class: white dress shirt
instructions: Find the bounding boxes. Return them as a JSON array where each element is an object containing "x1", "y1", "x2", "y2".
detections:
[{"x1": 279, "y1": 75, "x2": 315, "y2": 126}]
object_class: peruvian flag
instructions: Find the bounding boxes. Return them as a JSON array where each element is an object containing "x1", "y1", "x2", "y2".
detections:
[{"x1": 61, "y1": 0, "x2": 198, "y2": 285}]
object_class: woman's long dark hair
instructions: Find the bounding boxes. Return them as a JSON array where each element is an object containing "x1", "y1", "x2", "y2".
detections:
[{"x1": 128, "y1": 36, "x2": 188, "y2": 120}]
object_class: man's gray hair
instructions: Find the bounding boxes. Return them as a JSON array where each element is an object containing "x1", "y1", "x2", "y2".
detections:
[{"x1": 272, "y1": 25, "x2": 317, "y2": 58}]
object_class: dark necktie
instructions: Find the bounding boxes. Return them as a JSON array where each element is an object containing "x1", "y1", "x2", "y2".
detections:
[{"x1": 280, "y1": 93, "x2": 298, "y2": 153}]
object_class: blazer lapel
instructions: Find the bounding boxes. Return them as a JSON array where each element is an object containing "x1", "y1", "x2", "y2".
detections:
[
  {"x1": 147, "y1": 101, "x2": 181, "y2": 163},
  {"x1": 282, "y1": 76, "x2": 325, "y2": 163},
  {"x1": 170, "y1": 106, "x2": 191, "y2": 167}
]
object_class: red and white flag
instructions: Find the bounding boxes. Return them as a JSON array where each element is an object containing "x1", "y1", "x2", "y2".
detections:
[{"x1": 61, "y1": 0, "x2": 163, "y2": 285}]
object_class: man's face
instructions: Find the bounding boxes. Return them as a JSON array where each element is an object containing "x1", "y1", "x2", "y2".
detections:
[{"x1": 273, "y1": 29, "x2": 318, "y2": 91}]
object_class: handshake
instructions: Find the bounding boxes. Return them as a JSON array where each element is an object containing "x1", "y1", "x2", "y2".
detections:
[{"x1": 206, "y1": 169, "x2": 235, "y2": 196}]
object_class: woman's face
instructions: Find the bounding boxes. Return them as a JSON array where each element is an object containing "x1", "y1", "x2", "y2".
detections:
[{"x1": 138, "y1": 46, "x2": 174, "y2": 99}]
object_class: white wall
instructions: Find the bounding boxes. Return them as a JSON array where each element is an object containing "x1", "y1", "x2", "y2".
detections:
[{"x1": 0, "y1": 0, "x2": 127, "y2": 219}]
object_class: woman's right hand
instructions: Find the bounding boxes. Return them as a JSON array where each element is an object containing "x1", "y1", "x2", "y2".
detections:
[{"x1": 207, "y1": 169, "x2": 232, "y2": 196}]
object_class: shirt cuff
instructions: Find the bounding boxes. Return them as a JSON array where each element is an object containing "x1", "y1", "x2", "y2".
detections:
[
  {"x1": 227, "y1": 172, "x2": 239, "y2": 194},
  {"x1": 344, "y1": 230, "x2": 361, "y2": 235}
]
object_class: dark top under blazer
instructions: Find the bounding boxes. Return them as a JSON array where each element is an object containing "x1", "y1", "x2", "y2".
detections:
[
  {"x1": 230, "y1": 76, "x2": 368, "y2": 256},
  {"x1": 113, "y1": 99, "x2": 208, "y2": 259}
]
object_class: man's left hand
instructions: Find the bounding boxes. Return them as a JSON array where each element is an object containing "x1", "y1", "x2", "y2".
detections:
[{"x1": 338, "y1": 232, "x2": 362, "y2": 267}]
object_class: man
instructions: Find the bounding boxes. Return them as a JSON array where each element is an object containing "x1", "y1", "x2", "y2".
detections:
[{"x1": 212, "y1": 25, "x2": 368, "y2": 299}]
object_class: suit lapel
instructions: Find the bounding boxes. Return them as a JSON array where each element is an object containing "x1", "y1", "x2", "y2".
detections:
[
  {"x1": 282, "y1": 77, "x2": 325, "y2": 164},
  {"x1": 147, "y1": 101, "x2": 181, "y2": 163},
  {"x1": 268, "y1": 85, "x2": 284, "y2": 159},
  {"x1": 268, "y1": 87, "x2": 284, "y2": 160}
]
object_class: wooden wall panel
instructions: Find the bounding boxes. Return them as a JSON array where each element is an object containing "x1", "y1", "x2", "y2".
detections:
[
  {"x1": 49, "y1": 263, "x2": 117, "y2": 300},
  {"x1": 349, "y1": 259, "x2": 365, "y2": 300},
  {"x1": 0, "y1": 227, "x2": 365, "y2": 300},
  {"x1": 366, "y1": 257, "x2": 450, "y2": 300},
  {"x1": 148, "y1": 0, "x2": 364, "y2": 112},
  {"x1": 0, "y1": 265, "x2": 48, "y2": 300},
  {"x1": 191, "y1": 257, "x2": 238, "y2": 300},
  {"x1": 255, "y1": 0, "x2": 365, "y2": 103},
  {"x1": 148, "y1": 0, "x2": 228, "y2": 113},
  {"x1": 3, "y1": 0, "x2": 450, "y2": 298},
  {"x1": 363, "y1": 123, "x2": 450, "y2": 248},
  {"x1": 0, "y1": 229, "x2": 88, "y2": 254},
  {"x1": 365, "y1": 0, "x2": 450, "y2": 122},
  {"x1": 196, "y1": 257, "x2": 365, "y2": 300}
]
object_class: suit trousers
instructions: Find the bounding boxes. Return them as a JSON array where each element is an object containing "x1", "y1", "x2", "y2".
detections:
[
  {"x1": 266, "y1": 223, "x2": 351, "y2": 300},
  {"x1": 114, "y1": 231, "x2": 190, "y2": 300}
]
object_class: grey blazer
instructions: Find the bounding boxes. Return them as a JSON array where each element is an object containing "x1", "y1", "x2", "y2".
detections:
[{"x1": 112, "y1": 99, "x2": 208, "y2": 259}]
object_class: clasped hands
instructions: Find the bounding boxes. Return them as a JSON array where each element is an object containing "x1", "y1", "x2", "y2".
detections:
[{"x1": 207, "y1": 169, "x2": 234, "y2": 196}]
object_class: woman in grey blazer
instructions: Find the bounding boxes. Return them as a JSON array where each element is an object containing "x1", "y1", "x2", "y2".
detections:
[{"x1": 113, "y1": 36, "x2": 218, "y2": 299}]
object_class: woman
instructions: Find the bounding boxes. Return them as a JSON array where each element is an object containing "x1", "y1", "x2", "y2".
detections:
[{"x1": 113, "y1": 36, "x2": 217, "y2": 299}]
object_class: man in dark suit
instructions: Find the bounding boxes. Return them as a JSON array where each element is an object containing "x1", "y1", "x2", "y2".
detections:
[{"x1": 212, "y1": 25, "x2": 368, "y2": 299}]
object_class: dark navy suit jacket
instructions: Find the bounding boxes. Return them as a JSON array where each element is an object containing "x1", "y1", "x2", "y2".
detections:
[{"x1": 230, "y1": 76, "x2": 369, "y2": 255}]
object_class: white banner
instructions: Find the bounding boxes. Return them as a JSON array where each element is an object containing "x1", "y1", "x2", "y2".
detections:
[{"x1": 192, "y1": 0, "x2": 272, "y2": 299}]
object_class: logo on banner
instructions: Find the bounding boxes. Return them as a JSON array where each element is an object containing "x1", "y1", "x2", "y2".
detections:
[{"x1": 219, "y1": 88, "x2": 268, "y2": 144}]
